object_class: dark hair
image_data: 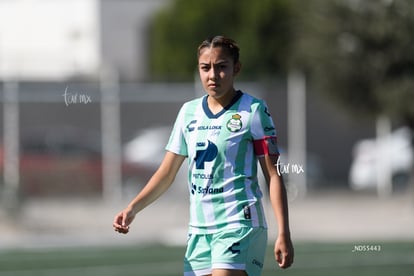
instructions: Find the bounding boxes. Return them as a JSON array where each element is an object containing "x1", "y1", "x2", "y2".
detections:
[{"x1": 197, "y1": 36, "x2": 240, "y2": 64}]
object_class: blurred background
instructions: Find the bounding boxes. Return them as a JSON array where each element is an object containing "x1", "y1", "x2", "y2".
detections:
[{"x1": 0, "y1": 0, "x2": 413, "y2": 275}]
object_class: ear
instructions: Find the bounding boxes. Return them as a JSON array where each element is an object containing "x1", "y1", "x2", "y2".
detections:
[{"x1": 233, "y1": 62, "x2": 241, "y2": 76}]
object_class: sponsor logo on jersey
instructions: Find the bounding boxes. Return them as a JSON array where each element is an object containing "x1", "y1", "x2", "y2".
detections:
[
  {"x1": 187, "y1": 120, "x2": 222, "y2": 132},
  {"x1": 186, "y1": 120, "x2": 197, "y2": 132},
  {"x1": 194, "y1": 140, "x2": 218, "y2": 169},
  {"x1": 226, "y1": 113, "x2": 243, "y2": 132},
  {"x1": 193, "y1": 173, "x2": 213, "y2": 179},
  {"x1": 198, "y1": 125, "x2": 221, "y2": 131},
  {"x1": 191, "y1": 183, "x2": 223, "y2": 195}
]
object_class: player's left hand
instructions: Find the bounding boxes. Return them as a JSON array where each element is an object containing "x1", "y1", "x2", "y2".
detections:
[
  {"x1": 113, "y1": 207, "x2": 135, "y2": 234},
  {"x1": 274, "y1": 234, "x2": 294, "y2": 269}
]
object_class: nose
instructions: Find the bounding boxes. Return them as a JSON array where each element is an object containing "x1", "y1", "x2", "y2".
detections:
[{"x1": 208, "y1": 67, "x2": 218, "y2": 80}]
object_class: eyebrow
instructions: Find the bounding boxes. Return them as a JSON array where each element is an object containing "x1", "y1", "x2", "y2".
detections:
[{"x1": 199, "y1": 60, "x2": 229, "y2": 66}]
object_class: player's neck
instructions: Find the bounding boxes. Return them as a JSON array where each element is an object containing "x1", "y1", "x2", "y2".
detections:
[{"x1": 207, "y1": 89, "x2": 237, "y2": 114}]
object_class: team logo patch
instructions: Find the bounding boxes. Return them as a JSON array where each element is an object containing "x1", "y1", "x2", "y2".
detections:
[{"x1": 226, "y1": 114, "x2": 242, "y2": 132}]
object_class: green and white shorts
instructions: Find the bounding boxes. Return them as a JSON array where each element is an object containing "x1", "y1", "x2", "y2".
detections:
[{"x1": 184, "y1": 227, "x2": 267, "y2": 276}]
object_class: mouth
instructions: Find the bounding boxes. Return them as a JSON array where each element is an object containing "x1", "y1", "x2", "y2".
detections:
[{"x1": 208, "y1": 83, "x2": 219, "y2": 88}]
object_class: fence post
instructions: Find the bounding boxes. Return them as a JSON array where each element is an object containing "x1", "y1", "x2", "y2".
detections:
[
  {"x1": 100, "y1": 65, "x2": 122, "y2": 202},
  {"x1": 376, "y1": 115, "x2": 392, "y2": 198},
  {"x1": 287, "y1": 70, "x2": 307, "y2": 199},
  {"x1": 2, "y1": 79, "x2": 20, "y2": 212}
]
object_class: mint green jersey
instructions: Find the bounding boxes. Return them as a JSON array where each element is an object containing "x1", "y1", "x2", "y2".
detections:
[{"x1": 166, "y1": 91, "x2": 278, "y2": 234}]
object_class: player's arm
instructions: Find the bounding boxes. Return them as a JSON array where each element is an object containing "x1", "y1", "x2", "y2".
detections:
[
  {"x1": 113, "y1": 151, "x2": 185, "y2": 234},
  {"x1": 259, "y1": 154, "x2": 294, "y2": 269}
]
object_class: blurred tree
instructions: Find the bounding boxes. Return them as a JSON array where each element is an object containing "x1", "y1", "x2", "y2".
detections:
[
  {"x1": 150, "y1": 0, "x2": 414, "y2": 127},
  {"x1": 149, "y1": 0, "x2": 296, "y2": 81},
  {"x1": 294, "y1": 0, "x2": 414, "y2": 128}
]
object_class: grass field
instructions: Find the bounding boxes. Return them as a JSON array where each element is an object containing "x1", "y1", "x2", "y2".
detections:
[{"x1": 1, "y1": 242, "x2": 413, "y2": 276}]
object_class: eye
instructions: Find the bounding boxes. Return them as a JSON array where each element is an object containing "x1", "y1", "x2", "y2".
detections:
[
  {"x1": 215, "y1": 62, "x2": 228, "y2": 70},
  {"x1": 200, "y1": 65, "x2": 210, "y2": 71}
]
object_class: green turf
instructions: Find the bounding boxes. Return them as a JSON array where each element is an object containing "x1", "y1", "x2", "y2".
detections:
[{"x1": 0, "y1": 242, "x2": 413, "y2": 276}]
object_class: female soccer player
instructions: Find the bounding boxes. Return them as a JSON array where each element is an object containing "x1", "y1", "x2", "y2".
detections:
[{"x1": 113, "y1": 36, "x2": 294, "y2": 276}]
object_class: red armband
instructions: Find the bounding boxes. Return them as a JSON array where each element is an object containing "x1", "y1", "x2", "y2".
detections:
[{"x1": 253, "y1": 136, "x2": 279, "y2": 156}]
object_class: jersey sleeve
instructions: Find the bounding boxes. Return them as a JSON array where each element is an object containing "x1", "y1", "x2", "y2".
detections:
[
  {"x1": 165, "y1": 105, "x2": 188, "y2": 157},
  {"x1": 251, "y1": 101, "x2": 279, "y2": 157}
]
